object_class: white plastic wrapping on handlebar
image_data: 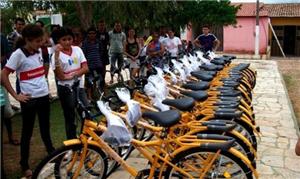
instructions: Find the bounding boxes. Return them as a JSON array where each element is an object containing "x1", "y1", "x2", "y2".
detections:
[
  {"x1": 115, "y1": 88, "x2": 142, "y2": 127},
  {"x1": 163, "y1": 66, "x2": 177, "y2": 84},
  {"x1": 172, "y1": 59, "x2": 186, "y2": 81}
]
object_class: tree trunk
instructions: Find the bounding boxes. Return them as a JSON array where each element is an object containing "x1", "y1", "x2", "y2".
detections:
[{"x1": 74, "y1": 1, "x2": 94, "y2": 30}]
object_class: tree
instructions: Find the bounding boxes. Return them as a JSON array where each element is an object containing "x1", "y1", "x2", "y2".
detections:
[{"x1": 1, "y1": 0, "x2": 239, "y2": 34}]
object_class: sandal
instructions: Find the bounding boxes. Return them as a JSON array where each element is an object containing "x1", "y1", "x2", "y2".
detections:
[
  {"x1": 23, "y1": 169, "x2": 32, "y2": 179},
  {"x1": 9, "y1": 139, "x2": 20, "y2": 145}
]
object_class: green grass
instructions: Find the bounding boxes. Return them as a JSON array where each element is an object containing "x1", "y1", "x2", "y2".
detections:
[
  {"x1": 282, "y1": 74, "x2": 295, "y2": 88},
  {"x1": 3, "y1": 84, "x2": 123, "y2": 178}
]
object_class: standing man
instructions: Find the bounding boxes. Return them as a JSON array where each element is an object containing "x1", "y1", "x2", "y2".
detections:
[
  {"x1": 7, "y1": 18, "x2": 25, "y2": 52},
  {"x1": 193, "y1": 25, "x2": 220, "y2": 53},
  {"x1": 97, "y1": 19, "x2": 109, "y2": 88},
  {"x1": 82, "y1": 27, "x2": 104, "y2": 99},
  {"x1": 163, "y1": 28, "x2": 182, "y2": 60},
  {"x1": 108, "y1": 21, "x2": 126, "y2": 84},
  {"x1": 7, "y1": 18, "x2": 25, "y2": 98}
]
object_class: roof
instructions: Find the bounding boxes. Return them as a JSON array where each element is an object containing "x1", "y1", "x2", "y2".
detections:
[
  {"x1": 232, "y1": 3, "x2": 269, "y2": 17},
  {"x1": 265, "y1": 3, "x2": 300, "y2": 17}
]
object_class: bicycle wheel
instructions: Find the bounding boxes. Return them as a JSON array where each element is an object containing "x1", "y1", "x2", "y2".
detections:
[
  {"x1": 107, "y1": 126, "x2": 142, "y2": 175},
  {"x1": 164, "y1": 147, "x2": 253, "y2": 179},
  {"x1": 32, "y1": 144, "x2": 108, "y2": 179}
]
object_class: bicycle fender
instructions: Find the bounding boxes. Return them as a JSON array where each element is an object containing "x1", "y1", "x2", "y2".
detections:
[{"x1": 199, "y1": 139, "x2": 235, "y2": 151}]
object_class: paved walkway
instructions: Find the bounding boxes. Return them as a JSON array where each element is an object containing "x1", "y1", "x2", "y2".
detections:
[
  {"x1": 7, "y1": 60, "x2": 300, "y2": 178},
  {"x1": 245, "y1": 60, "x2": 300, "y2": 178}
]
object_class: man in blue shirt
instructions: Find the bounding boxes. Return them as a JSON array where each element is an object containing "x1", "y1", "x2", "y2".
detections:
[{"x1": 193, "y1": 25, "x2": 220, "y2": 53}]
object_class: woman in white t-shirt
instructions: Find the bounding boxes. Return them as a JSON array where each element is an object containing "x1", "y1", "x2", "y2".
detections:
[
  {"x1": 1, "y1": 24, "x2": 55, "y2": 178},
  {"x1": 51, "y1": 27, "x2": 88, "y2": 140}
]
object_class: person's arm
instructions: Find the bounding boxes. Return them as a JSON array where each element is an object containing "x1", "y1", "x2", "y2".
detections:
[
  {"x1": 75, "y1": 47, "x2": 89, "y2": 77},
  {"x1": 122, "y1": 32, "x2": 126, "y2": 53},
  {"x1": 296, "y1": 138, "x2": 300, "y2": 156},
  {"x1": 134, "y1": 39, "x2": 141, "y2": 59},
  {"x1": 52, "y1": 44, "x2": 74, "y2": 81},
  {"x1": 177, "y1": 37, "x2": 182, "y2": 53},
  {"x1": 213, "y1": 39, "x2": 221, "y2": 51},
  {"x1": 74, "y1": 62, "x2": 88, "y2": 77},
  {"x1": 146, "y1": 45, "x2": 155, "y2": 57},
  {"x1": 1, "y1": 68, "x2": 30, "y2": 103},
  {"x1": 193, "y1": 35, "x2": 201, "y2": 48},
  {"x1": 159, "y1": 43, "x2": 165, "y2": 57}
]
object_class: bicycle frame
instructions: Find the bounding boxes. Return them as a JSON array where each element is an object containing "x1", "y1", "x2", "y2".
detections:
[{"x1": 63, "y1": 118, "x2": 259, "y2": 179}]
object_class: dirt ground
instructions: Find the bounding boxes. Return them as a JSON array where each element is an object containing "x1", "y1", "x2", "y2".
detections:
[{"x1": 276, "y1": 58, "x2": 300, "y2": 127}]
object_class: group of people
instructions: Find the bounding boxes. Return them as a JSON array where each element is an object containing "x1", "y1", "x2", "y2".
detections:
[{"x1": 2, "y1": 17, "x2": 299, "y2": 179}]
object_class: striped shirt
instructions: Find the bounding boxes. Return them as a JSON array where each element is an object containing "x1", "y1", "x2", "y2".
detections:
[
  {"x1": 82, "y1": 39, "x2": 103, "y2": 70},
  {"x1": 7, "y1": 30, "x2": 22, "y2": 52}
]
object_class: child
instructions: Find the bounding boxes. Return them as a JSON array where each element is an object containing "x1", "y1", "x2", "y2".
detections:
[
  {"x1": 1, "y1": 24, "x2": 55, "y2": 178},
  {"x1": 51, "y1": 27, "x2": 89, "y2": 140}
]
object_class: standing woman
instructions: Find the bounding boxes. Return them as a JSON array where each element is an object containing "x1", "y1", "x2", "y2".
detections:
[
  {"x1": 1, "y1": 24, "x2": 55, "y2": 178},
  {"x1": 124, "y1": 28, "x2": 140, "y2": 80},
  {"x1": 51, "y1": 27, "x2": 89, "y2": 140}
]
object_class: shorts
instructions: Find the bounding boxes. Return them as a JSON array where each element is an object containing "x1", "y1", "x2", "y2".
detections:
[{"x1": 129, "y1": 59, "x2": 140, "y2": 69}]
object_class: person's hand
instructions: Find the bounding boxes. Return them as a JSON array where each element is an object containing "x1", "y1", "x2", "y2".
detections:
[
  {"x1": 66, "y1": 72, "x2": 78, "y2": 80},
  {"x1": 16, "y1": 93, "x2": 31, "y2": 103},
  {"x1": 130, "y1": 56, "x2": 136, "y2": 61},
  {"x1": 54, "y1": 44, "x2": 63, "y2": 59}
]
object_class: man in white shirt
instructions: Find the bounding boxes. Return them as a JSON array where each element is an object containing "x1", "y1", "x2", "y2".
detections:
[{"x1": 163, "y1": 28, "x2": 182, "y2": 59}]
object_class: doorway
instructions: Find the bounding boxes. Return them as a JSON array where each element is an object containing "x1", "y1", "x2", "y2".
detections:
[{"x1": 283, "y1": 26, "x2": 296, "y2": 55}]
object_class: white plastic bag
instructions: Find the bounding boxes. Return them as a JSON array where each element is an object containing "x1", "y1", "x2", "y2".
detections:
[
  {"x1": 126, "y1": 100, "x2": 142, "y2": 127},
  {"x1": 172, "y1": 59, "x2": 186, "y2": 81},
  {"x1": 152, "y1": 96, "x2": 170, "y2": 111},
  {"x1": 97, "y1": 101, "x2": 132, "y2": 146},
  {"x1": 115, "y1": 88, "x2": 142, "y2": 127},
  {"x1": 163, "y1": 66, "x2": 177, "y2": 84}
]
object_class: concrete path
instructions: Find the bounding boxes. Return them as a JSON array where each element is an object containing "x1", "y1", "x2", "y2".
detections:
[
  {"x1": 244, "y1": 60, "x2": 300, "y2": 178},
  {"x1": 7, "y1": 60, "x2": 300, "y2": 178}
]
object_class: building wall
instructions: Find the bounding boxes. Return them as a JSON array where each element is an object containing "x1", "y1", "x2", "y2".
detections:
[
  {"x1": 269, "y1": 17, "x2": 300, "y2": 56},
  {"x1": 271, "y1": 17, "x2": 300, "y2": 26},
  {"x1": 223, "y1": 17, "x2": 269, "y2": 54}
]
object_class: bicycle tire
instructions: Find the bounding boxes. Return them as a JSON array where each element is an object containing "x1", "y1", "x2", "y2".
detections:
[
  {"x1": 32, "y1": 144, "x2": 108, "y2": 179},
  {"x1": 164, "y1": 147, "x2": 253, "y2": 179}
]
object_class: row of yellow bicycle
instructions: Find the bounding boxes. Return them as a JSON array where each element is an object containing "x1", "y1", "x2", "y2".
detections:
[{"x1": 32, "y1": 52, "x2": 260, "y2": 179}]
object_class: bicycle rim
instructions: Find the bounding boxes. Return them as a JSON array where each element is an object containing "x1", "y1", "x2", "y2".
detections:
[
  {"x1": 32, "y1": 144, "x2": 107, "y2": 179},
  {"x1": 165, "y1": 148, "x2": 252, "y2": 179}
]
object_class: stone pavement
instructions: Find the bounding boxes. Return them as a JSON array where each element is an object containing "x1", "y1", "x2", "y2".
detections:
[
  {"x1": 7, "y1": 60, "x2": 300, "y2": 178},
  {"x1": 243, "y1": 60, "x2": 300, "y2": 178}
]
